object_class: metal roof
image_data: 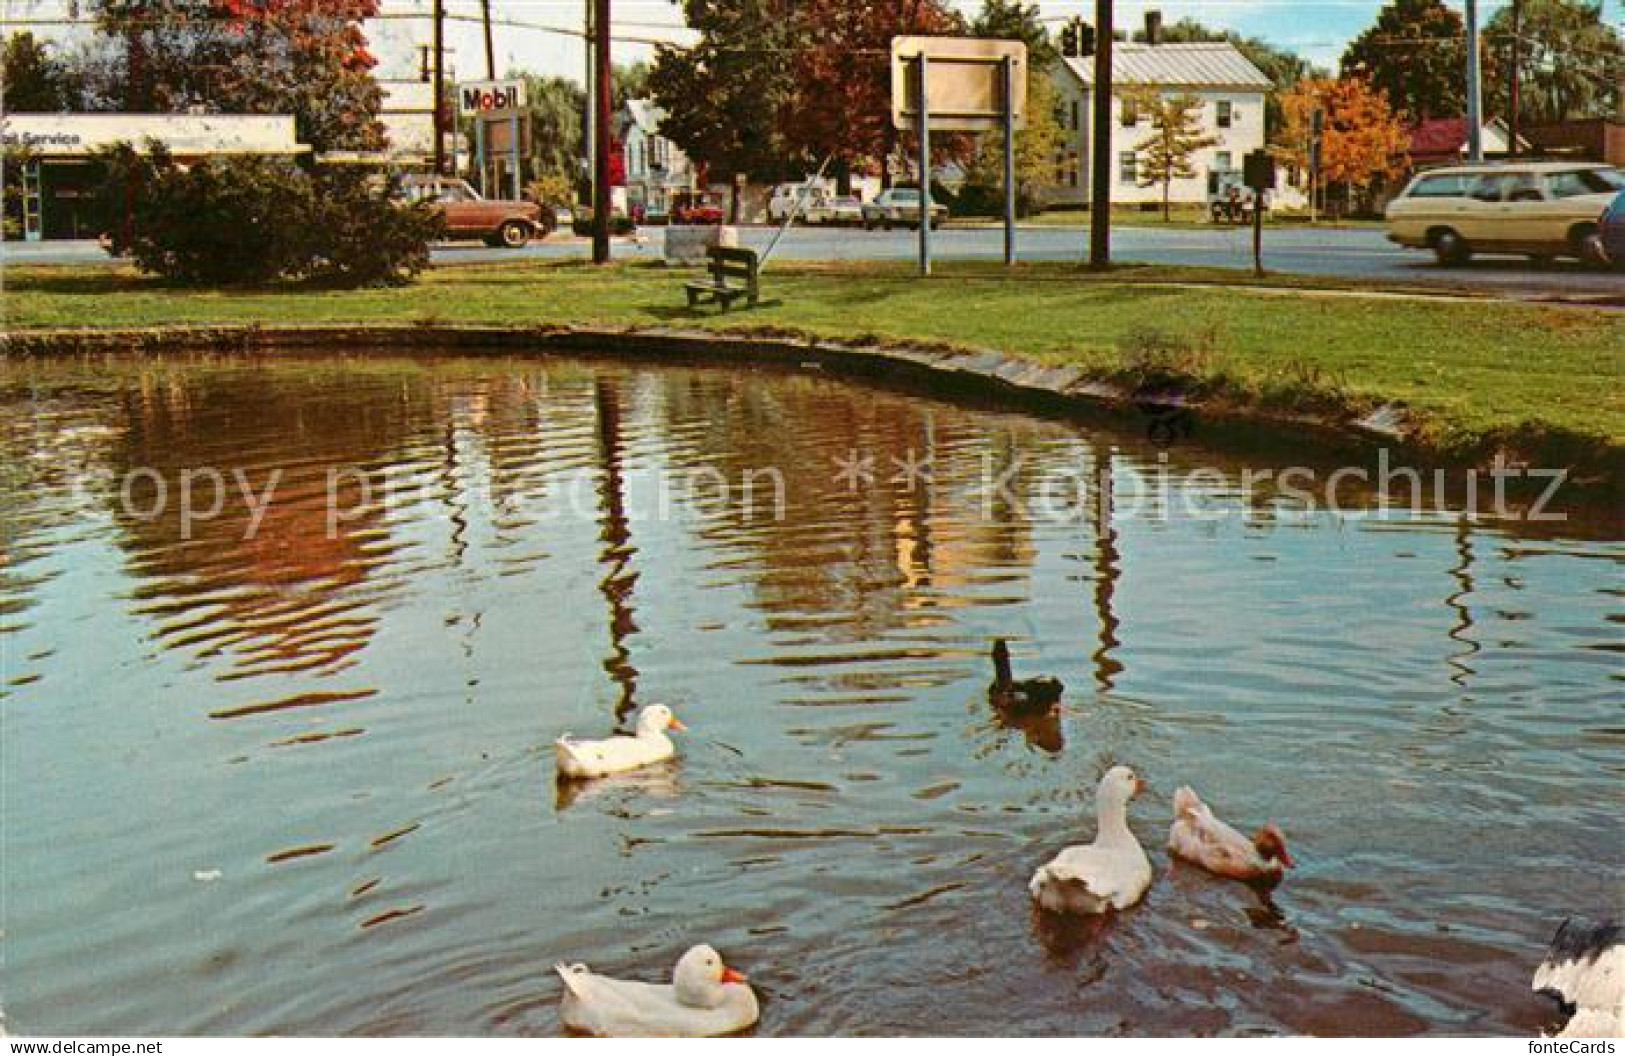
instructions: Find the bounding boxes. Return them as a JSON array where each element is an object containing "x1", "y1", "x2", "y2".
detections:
[{"x1": 1061, "y1": 43, "x2": 1272, "y2": 90}]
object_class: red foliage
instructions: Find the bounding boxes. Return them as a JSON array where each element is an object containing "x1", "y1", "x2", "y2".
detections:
[{"x1": 780, "y1": 0, "x2": 964, "y2": 167}]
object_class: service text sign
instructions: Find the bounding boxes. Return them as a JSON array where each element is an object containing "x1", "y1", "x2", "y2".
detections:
[{"x1": 459, "y1": 79, "x2": 526, "y2": 116}]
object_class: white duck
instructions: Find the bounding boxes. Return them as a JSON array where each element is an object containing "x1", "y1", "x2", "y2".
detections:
[
  {"x1": 1534, "y1": 918, "x2": 1623, "y2": 1039},
  {"x1": 1029, "y1": 764, "x2": 1153, "y2": 915},
  {"x1": 555, "y1": 704, "x2": 686, "y2": 780},
  {"x1": 1168, "y1": 786, "x2": 1294, "y2": 885},
  {"x1": 556, "y1": 944, "x2": 759, "y2": 1038}
]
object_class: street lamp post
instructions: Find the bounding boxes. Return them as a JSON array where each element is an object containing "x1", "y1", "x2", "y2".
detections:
[
  {"x1": 1089, "y1": 0, "x2": 1113, "y2": 269},
  {"x1": 592, "y1": 0, "x2": 612, "y2": 263}
]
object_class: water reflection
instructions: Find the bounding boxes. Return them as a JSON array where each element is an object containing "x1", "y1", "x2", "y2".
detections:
[{"x1": 0, "y1": 353, "x2": 1618, "y2": 1038}]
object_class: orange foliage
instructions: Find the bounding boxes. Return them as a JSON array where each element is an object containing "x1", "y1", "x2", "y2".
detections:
[{"x1": 1278, "y1": 76, "x2": 1410, "y2": 192}]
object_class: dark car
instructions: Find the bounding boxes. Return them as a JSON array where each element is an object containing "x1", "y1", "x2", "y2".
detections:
[{"x1": 1601, "y1": 190, "x2": 1625, "y2": 268}]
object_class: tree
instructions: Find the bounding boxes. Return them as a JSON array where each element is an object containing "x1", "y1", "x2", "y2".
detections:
[
  {"x1": 1340, "y1": 0, "x2": 1467, "y2": 120},
  {"x1": 1484, "y1": 0, "x2": 1625, "y2": 126},
  {"x1": 648, "y1": 0, "x2": 795, "y2": 219},
  {"x1": 959, "y1": 0, "x2": 1061, "y2": 215},
  {"x1": 970, "y1": 0, "x2": 1056, "y2": 71},
  {"x1": 1, "y1": 32, "x2": 83, "y2": 111},
  {"x1": 1131, "y1": 91, "x2": 1220, "y2": 221},
  {"x1": 1130, "y1": 18, "x2": 1319, "y2": 136},
  {"x1": 612, "y1": 61, "x2": 651, "y2": 109},
  {"x1": 91, "y1": 0, "x2": 385, "y2": 151},
  {"x1": 1278, "y1": 76, "x2": 1409, "y2": 215},
  {"x1": 515, "y1": 73, "x2": 585, "y2": 185},
  {"x1": 958, "y1": 66, "x2": 1061, "y2": 216},
  {"x1": 779, "y1": 0, "x2": 965, "y2": 187}
]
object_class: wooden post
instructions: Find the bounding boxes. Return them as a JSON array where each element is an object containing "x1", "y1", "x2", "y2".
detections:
[
  {"x1": 1003, "y1": 55, "x2": 1017, "y2": 267},
  {"x1": 592, "y1": 0, "x2": 612, "y2": 263},
  {"x1": 1089, "y1": 0, "x2": 1113, "y2": 269}
]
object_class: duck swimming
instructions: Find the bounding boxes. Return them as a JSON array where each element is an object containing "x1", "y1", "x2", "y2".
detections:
[
  {"x1": 988, "y1": 639, "x2": 1063, "y2": 716},
  {"x1": 1168, "y1": 786, "x2": 1294, "y2": 886},
  {"x1": 1533, "y1": 917, "x2": 1623, "y2": 1038},
  {"x1": 1030, "y1": 765, "x2": 1153, "y2": 915},
  {"x1": 556, "y1": 943, "x2": 759, "y2": 1037},
  {"x1": 555, "y1": 704, "x2": 686, "y2": 780}
]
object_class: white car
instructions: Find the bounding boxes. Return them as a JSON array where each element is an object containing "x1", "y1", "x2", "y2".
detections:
[
  {"x1": 861, "y1": 188, "x2": 947, "y2": 230},
  {"x1": 1385, "y1": 162, "x2": 1624, "y2": 266}
]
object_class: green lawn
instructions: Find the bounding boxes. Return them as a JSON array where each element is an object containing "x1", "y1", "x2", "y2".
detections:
[{"x1": 4, "y1": 259, "x2": 1621, "y2": 464}]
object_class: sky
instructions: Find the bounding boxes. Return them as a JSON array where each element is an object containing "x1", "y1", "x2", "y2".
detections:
[
  {"x1": 362, "y1": 0, "x2": 1623, "y2": 85},
  {"x1": 6, "y1": 0, "x2": 1622, "y2": 86}
]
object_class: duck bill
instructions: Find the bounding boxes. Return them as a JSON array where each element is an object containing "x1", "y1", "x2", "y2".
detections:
[
  {"x1": 668, "y1": 716, "x2": 688, "y2": 732},
  {"x1": 721, "y1": 966, "x2": 747, "y2": 984},
  {"x1": 1134, "y1": 777, "x2": 1148, "y2": 796},
  {"x1": 1280, "y1": 849, "x2": 1296, "y2": 869}
]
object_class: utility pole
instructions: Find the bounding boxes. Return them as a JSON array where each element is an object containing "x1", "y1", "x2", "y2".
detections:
[
  {"x1": 1464, "y1": 0, "x2": 1484, "y2": 161},
  {"x1": 584, "y1": 0, "x2": 596, "y2": 212},
  {"x1": 433, "y1": 0, "x2": 447, "y2": 174},
  {"x1": 592, "y1": 0, "x2": 612, "y2": 263},
  {"x1": 1508, "y1": 0, "x2": 1522, "y2": 157},
  {"x1": 1088, "y1": 0, "x2": 1113, "y2": 269},
  {"x1": 481, "y1": 0, "x2": 496, "y2": 78}
]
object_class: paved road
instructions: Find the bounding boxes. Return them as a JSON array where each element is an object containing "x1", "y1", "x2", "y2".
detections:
[{"x1": 7, "y1": 225, "x2": 1621, "y2": 301}]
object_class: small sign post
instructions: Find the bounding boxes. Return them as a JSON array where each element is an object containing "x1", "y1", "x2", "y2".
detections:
[
  {"x1": 892, "y1": 37, "x2": 1026, "y2": 276},
  {"x1": 1244, "y1": 148, "x2": 1276, "y2": 278}
]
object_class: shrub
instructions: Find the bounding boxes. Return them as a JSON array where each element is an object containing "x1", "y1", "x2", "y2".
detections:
[
  {"x1": 308, "y1": 167, "x2": 441, "y2": 286},
  {"x1": 89, "y1": 143, "x2": 440, "y2": 287},
  {"x1": 571, "y1": 211, "x2": 637, "y2": 237}
]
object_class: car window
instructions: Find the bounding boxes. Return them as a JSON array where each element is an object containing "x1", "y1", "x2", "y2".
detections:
[
  {"x1": 1506, "y1": 173, "x2": 1544, "y2": 202},
  {"x1": 1547, "y1": 168, "x2": 1625, "y2": 198},
  {"x1": 1408, "y1": 173, "x2": 1471, "y2": 198},
  {"x1": 1468, "y1": 174, "x2": 1516, "y2": 203},
  {"x1": 892, "y1": 189, "x2": 919, "y2": 201}
]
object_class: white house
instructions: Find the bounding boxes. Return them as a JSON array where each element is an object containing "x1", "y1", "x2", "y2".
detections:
[
  {"x1": 618, "y1": 99, "x2": 696, "y2": 217},
  {"x1": 1046, "y1": 42, "x2": 1272, "y2": 208}
]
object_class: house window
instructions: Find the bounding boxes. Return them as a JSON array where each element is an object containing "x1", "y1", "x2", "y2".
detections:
[
  {"x1": 1119, "y1": 151, "x2": 1138, "y2": 183},
  {"x1": 1215, "y1": 151, "x2": 1232, "y2": 172},
  {"x1": 1071, "y1": 100, "x2": 1081, "y2": 131},
  {"x1": 1217, "y1": 100, "x2": 1233, "y2": 129},
  {"x1": 1120, "y1": 97, "x2": 1139, "y2": 126}
]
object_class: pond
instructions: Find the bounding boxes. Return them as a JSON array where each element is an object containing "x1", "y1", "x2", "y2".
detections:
[{"x1": 1, "y1": 353, "x2": 1619, "y2": 1036}]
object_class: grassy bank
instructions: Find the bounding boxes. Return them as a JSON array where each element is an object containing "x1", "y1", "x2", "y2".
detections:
[{"x1": 3, "y1": 259, "x2": 1621, "y2": 469}]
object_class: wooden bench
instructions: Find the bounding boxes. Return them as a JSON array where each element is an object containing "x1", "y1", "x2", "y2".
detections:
[{"x1": 684, "y1": 246, "x2": 761, "y2": 311}]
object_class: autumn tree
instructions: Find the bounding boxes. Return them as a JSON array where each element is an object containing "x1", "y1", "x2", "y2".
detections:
[
  {"x1": 648, "y1": 0, "x2": 795, "y2": 219},
  {"x1": 779, "y1": 0, "x2": 965, "y2": 188},
  {"x1": 1130, "y1": 92, "x2": 1219, "y2": 221},
  {"x1": 92, "y1": 0, "x2": 384, "y2": 151},
  {"x1": 1279, "y1": 76, "x2": 1409, "y2": 215},
  {"x1": 1340, "y1": 0, "x2": 1467, "y2": 120},
  {"x1": 1484, "y1": 0, "x2": 1625, "y2": 126}
]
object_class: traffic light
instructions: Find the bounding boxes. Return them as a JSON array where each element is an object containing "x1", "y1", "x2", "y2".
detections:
[
  {"x1": 1077, "y1": 21, "x2": 1096, "y2": 57},
  {"x1": 1059, "y1": 18, "x2": 1096, "y2": 59}
]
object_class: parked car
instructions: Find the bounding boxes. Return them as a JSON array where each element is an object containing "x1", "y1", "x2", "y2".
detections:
[
  {"x1": 822, "y1": 195, "x2": 865, "y2": 226},
  {"x1": 401, "y1": 174, "x2": 551, "y2": 248},
  {"x1": 1385, "y1": 162, "x2": 1624, "y2": 266},
  {"x1": 670, "y1": 190, "x2": 725, "y2": 226},
  {"x1": 861, "y1": 188, "x2": 948, "y2": 230},
  {"x1": 1600, "y1": 189, "x2": 1625, "y2": 268}
]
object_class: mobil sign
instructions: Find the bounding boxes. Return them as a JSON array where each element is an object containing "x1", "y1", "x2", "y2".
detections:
[{"x1": 459, "y1": 79, "x2": 526, "y2": 116}]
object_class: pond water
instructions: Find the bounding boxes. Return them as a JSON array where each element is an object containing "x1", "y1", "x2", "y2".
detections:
[{"x1": 1, "y1": 353, "x2": 1620, "y2": 1037}]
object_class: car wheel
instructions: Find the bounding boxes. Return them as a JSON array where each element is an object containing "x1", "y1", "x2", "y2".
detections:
[
  {"x1": 498, "y1": 220, "x2": 531, "y2": 249},
  {"x1": 1431, "y1": 229, "x2": 1470, "y2": 266},
  {"x1": 883, "y1": 220, "x2": 893, "y2": 231},
  {"x1": 1571, "y1": 227, "x2": 1608, "y2": 268}
]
